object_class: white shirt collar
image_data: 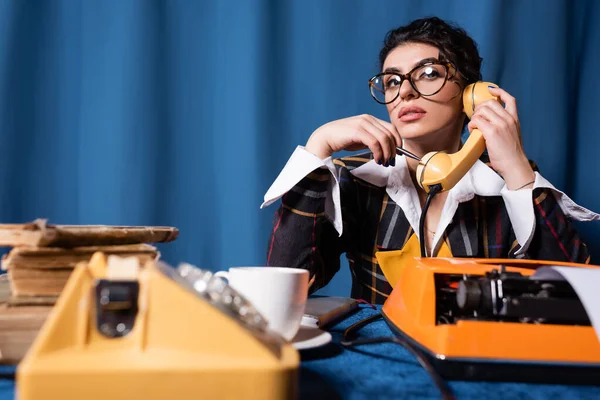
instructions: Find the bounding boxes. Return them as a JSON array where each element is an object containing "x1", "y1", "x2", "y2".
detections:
[{"x1": 350, "y1": 155, "x2": 506, "y2": 255}]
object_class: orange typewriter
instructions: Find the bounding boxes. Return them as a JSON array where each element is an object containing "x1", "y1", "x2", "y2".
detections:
[{"x1": 374, "y1": 255, "x2": 600, "y2": 384}]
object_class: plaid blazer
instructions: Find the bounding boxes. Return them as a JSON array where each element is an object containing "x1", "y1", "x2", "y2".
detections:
[{"x1": 266, "y1": 152, "x2": 591, "y2": 304}]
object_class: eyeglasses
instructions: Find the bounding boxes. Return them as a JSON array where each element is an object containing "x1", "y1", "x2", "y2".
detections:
[{"x1": 369, "y1": 62, "x2": 457, "y2": 104}]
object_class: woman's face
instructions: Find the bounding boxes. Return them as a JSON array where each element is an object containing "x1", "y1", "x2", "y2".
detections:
[{"x1": 382, "y1": 42, "x2": 465, "y2": 143}]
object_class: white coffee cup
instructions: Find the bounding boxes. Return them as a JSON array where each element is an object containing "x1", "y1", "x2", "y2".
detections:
[{"x1": 214, "y1": 267, "x2": 309, "y2": 341}]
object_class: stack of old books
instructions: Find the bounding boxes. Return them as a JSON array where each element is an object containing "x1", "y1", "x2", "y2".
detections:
[{"x1": 0, "y1": 219, "x2": 178, "y2": 363}]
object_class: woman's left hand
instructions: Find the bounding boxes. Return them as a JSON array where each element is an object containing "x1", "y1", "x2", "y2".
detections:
[{"x1": 467, "y1": 86, "x2": 535, "y2": 190}]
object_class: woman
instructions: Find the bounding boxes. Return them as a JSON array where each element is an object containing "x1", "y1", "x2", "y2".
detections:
[{"x1": 261, "y1": 17, "x2": 599, "y2": 304}]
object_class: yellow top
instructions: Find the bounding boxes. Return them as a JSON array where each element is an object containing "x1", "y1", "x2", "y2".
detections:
[{"x1": 376, "y1": 233, "x2": 452, "y2": 288}]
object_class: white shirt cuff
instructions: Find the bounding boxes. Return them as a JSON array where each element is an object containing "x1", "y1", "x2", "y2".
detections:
[
  {"x1": 261, "y1": 146, "x2": 343, "y2": 236},
  {"x1": 501, "y1": 171, "x2": 600, "y2": 256}
]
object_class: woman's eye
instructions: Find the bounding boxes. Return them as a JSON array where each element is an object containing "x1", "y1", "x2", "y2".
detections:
[
  {"x1": 419, "y1": 67, "x2": 441, "y2": 79},
  {"x1": 385, "y1": 77, "x2": 401, "y2": 89}
]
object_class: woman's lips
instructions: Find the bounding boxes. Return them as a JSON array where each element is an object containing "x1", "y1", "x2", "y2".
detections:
[
  {"x1": 399, "y1": 111, "x2": 426, "y2": 122},
  {"x1": 398, "y1": 106, "x2": 426, "y2": 122}
]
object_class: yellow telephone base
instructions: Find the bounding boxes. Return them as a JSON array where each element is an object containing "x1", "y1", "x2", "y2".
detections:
[{"x1": 16, "y1": 253, "x2": 299, "y2": 400}]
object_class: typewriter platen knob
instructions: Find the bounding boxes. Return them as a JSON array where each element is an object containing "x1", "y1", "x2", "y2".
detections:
[{"x1": 456, "y1": 280, "x2": 481, "y2": 311}]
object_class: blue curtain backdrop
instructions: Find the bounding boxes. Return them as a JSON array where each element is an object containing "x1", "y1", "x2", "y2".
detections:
[{"x1": 0, "y1": 0, "x2": 599, "y2": 296}]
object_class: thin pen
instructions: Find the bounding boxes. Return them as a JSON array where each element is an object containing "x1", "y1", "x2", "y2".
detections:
[{"x1": 396, "y1": 147, "x2": 421, "y2": 161}]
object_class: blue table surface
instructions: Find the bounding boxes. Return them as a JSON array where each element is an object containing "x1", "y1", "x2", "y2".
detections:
[{"x1": 1, "y1": 305, "x2": 599, "y2": 399}]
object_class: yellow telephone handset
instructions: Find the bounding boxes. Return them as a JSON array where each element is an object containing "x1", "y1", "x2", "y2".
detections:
[{"x1": 416, "y1": 81, "x2": 499, "y2": 193}]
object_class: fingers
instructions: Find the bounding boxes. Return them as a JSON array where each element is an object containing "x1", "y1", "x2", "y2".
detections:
[
  {"x1": 354, "y1": 115, "x2": 397, "y2": 165},
  {"x1": 473, "y1": 100, "x2": 513, "y2": 132},
  {"x1": 487, "y1": 86, "x2": 519, "y2": 123},
  {"x1": 467, "y1": 113, "x2": 496, "y2": 139},
  {"x1": 359, "y1": 120, "x2": 393, "y2": 164},
  {"x1": 372, "y1": 117, "x2": 403, "y2": 147},
  {"x1": 472, "y1": 97, "x2": 522, "y2": 148},
  {"x1": 368, "y1": 116, "x2": 402, "y2": 162},
  {"x1": 362, "y1": 118, "x2": 394, "y2": 162},
  {"x1": 353, "y1": 129, "x2": 386, "y2": 164}
]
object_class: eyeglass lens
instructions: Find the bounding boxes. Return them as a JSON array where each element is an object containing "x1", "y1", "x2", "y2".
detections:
[{"x1": 370, "y1": 64, "x2": 448, "y2": 104}]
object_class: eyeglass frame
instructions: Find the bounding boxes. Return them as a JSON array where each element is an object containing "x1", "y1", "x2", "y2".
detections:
[{"x1": 368, "y1": 62, "x2": 458, "y2": 104}]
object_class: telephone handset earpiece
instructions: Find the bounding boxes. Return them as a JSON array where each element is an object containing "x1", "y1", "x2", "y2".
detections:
[{"x1": 416, "y1": 81, "x2": 499, "y2": 193}]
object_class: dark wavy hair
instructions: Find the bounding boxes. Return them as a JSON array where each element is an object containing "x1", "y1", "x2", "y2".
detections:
[{"x1": 379, "y1": 17, "x2": 482, "y2": 87}]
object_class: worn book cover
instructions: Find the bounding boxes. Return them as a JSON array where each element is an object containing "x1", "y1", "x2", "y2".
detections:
[
  {"x1": 0, "y1": 219, "x2": 178, "y2": 248},
  {"x1": 2, "y1": 244, "x2": 159, "y2": 296},
  {"x1": 2, "y1": 243, "x2": 159, "y2": 270}
]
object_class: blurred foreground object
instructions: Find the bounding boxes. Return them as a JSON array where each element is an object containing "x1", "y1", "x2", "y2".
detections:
[
  {"x1": 0, "y1": 219, "x2": 178, "y2": 364},
  {"x1": 16, "y1": 254, "x2": 298, "y2": 400}
]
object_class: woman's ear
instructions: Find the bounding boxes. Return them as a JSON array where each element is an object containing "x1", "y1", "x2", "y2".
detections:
[{"x1": 447, "y1": 81, "x2": 463, "y2": 106}]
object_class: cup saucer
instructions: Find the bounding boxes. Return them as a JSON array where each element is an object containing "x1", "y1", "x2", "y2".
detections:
[{"x1": 291, "y1": 324, "x2": 332, "y2": 350}]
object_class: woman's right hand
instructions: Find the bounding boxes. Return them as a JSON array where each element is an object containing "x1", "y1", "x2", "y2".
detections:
[{"x1": 304, "y1": 114, "x2": 402, "y2": 166}]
